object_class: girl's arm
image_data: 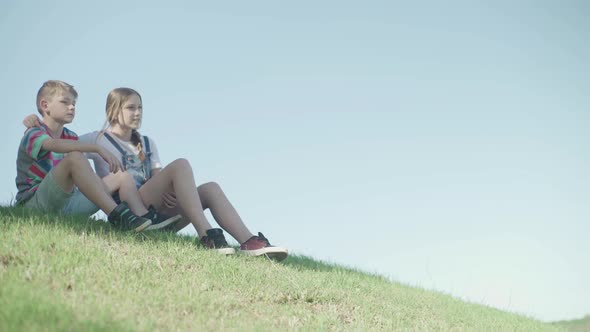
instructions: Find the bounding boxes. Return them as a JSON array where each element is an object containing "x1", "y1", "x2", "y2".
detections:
[{"x1": 23, "y1": 114, "x2": 42, "y2": 128}]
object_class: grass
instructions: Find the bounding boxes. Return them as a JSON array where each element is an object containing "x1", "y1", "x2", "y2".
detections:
[
  {"x1": 0, "y1": 206, "x2": 567, "y2": 331},
  {"x1": 553, "y1": 315, "x2": 590, "y2": 332}
]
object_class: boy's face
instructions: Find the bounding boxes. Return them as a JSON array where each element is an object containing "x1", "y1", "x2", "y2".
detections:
[{"x1": 41, "y1": 91, "x2": 76, "y2": 124}]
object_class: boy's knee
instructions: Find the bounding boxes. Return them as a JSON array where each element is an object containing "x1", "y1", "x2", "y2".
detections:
[{"x1": 63, "y1": 151, "x2": 87, "y2": 165}]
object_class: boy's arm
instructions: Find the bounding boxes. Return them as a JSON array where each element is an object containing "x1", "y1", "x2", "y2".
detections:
[
  {"x1": 23, "y1": 117, "x2": 99, "y2": 155},
  {"x1": 21, "y1": 119, "x2": 121, "y2": 173},
  {"x1": 42, "y1": 138, "x2": 123, "y2": 173},
  {"x1": 42, "y1": 138, "x2": 98, "y2": 154}
]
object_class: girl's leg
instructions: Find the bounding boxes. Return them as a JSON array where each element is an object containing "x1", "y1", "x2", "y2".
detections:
[
  {"x1": 150, "y1": 182, "x2": 255, "y2": 243},
  {"x1": 138, "y1": 159, "x2": 213, "y2": 237},
  {"x1": 197, "y1": 182, "x2": 253, "y2": 244},
  {"x1": 102, "y1": 171, "x2": 149, "y2": 216},
  {"x1": 156, "y1": 205, "x2": 188, "y2": 231}
]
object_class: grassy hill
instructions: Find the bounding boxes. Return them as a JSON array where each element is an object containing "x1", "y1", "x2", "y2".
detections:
[
  {"x1": 553, "y1": 315, "x2": 590, "y2": 332},
  {"x1": 0, "y1": 206, "x2": 566, "y2": 331}
]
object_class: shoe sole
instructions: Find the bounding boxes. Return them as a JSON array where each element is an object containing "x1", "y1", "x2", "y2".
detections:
[
  {"x1": 241, "y1": 247, "x2": 288, "y2": 262},
  {"x1": 144, "y1": 214, "x2": 182, "y2": 231},
  {"x1": 215, "y1": 248, "x2": 236, "y2": 255},
  {"x1": 133, "y1": 220, "x2": 152, "y2": 232}
]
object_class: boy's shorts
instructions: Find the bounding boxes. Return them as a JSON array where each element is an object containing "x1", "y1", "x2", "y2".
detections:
[{"x1": 23, "y1": 171, "x2": 99, "y2": 217}]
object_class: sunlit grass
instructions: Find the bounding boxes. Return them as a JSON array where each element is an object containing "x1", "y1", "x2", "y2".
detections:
[
  {"x1": 553, "y1": 315, "x2": 590, "y2": 332},
  {"x1": 0, "y1": 206, "x2": 564, "y2": 331}
]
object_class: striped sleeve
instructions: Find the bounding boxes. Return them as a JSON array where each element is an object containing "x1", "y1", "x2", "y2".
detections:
[
  {"x1": 22, "y1": 128, "x2": 50, "y2": 159},
  {"x1": 61, "y1": 127, "x2": 79, "y2": 140}
]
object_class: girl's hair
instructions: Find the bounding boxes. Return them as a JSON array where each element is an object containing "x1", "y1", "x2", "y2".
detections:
[
  {"x1": 36, "y1": 80, "x2": 78, "y2": 115},
  {"x1": 103, "y1": 87, "x2": 145, "y2": 160}
]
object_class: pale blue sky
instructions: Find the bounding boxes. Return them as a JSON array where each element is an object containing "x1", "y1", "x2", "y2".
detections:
[{"x1": 1, "y1": 0, "x2": 588, "y2": 322}]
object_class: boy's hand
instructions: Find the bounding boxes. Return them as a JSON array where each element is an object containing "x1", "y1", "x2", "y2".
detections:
[
  {"x1": 162, "y1": 192, "x2": 177, "y2": 208},
  {"x1": 23, "y1": 114, "x2": 42, "y2": 128},
  {"x1": 97, "y1": 147, "x2": 123, "y2": 173}
]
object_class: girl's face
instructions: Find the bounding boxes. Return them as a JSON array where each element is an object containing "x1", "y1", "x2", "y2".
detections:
[{"x1": 118, "y1": 94, "x2": 142, "y2": 130}]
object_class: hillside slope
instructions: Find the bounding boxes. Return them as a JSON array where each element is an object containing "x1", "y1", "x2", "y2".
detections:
[
  {"x1": 554, "y1": 315, "x2": 590, "y2": 332},
  {"x1": 0, "y1": 207, "x2": 563, "y2": 331}
]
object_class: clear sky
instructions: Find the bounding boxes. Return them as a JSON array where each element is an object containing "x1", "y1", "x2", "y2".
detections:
[{"x1": 1, "y1": 0, "x2": 588, "y2": 322}]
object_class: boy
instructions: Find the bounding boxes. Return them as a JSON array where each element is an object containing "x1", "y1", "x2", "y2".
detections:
[{"x1": 15, "y1": 80, "x2": 152, "y2": 231}]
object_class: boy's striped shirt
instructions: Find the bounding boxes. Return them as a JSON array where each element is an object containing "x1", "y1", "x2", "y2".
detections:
[{"x1": 15, "y1": 124, "x2": 78, "y2": 204}]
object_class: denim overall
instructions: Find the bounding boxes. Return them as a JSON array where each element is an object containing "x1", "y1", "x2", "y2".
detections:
[{"x1": 104, "y1": 133, "x2": 152, "y2": 202}]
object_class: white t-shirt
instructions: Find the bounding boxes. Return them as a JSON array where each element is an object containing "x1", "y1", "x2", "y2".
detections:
[{"x1": 79, "y1": 130, "x2": 162, "y2": 178}]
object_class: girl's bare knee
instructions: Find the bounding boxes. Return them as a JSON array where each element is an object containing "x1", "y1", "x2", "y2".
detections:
[
  {"x1": 116, "y1": 170, "x2": 134, "y2": 183},
  {"x1": 200, "y1": 181, "x2": 221, "y2": 193},
  {"x1": 118, "y1": 170, "x2": 133, "y2": 179},
  {"x1": 171, "y1": 158, "x2": 191, "y2": 170}
]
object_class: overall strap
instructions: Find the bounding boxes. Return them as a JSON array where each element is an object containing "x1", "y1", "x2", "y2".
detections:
[
  {"x1": 143, "y1": 135, "x2": 151, "y2": 154},
  {"x1": 103, "y1": 132, "x2": 127, "y2": 156},
  {"x1": 142, "y1": 135, "x2": 152, "y2": 180}
]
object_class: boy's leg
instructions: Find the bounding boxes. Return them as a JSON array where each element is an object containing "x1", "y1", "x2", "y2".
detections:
[
  {"x1": 25, "y1": 152, "x2": 150, "y2": 231},
  {"x1": 50, "y1": 151, "x2": 117, "y2": 214},
  {"x1": 23, "y1": 171, "x2": 74, "y2": 213},
  {"x1": 62, "y1": 189, "x2": 100, "y2": 217}
]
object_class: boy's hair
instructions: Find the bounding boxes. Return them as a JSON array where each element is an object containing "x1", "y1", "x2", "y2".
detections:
[
  {"x1": 36, "y1": 80, "x2": 78, "y2": 115},
  {"x1": 104, "y1": 87, "x2": 145, "y2": 159}
]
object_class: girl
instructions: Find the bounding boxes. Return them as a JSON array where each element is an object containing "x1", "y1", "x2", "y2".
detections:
[{"x1": 25, "y1": 88, "x2": 288, "y2": 261}]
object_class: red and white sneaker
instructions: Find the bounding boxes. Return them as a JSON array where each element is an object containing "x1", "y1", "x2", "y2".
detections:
[{"x1": 240, "y1": 232, "x2": 288, "y2": 262}]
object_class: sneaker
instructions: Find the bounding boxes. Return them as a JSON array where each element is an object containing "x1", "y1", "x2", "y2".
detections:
[
  {"x1": 108, "y1": 202, "x2": 152, "y2": 232},
  {"x1": 199, "y1": 228, "x2": 236, "y2": 255},
  {"x1": 240, "y1": 232, "x2": 288, "y2": 262},
  {"x1": 142, "y1": 206, "x2": 182, "y2": 231}
]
